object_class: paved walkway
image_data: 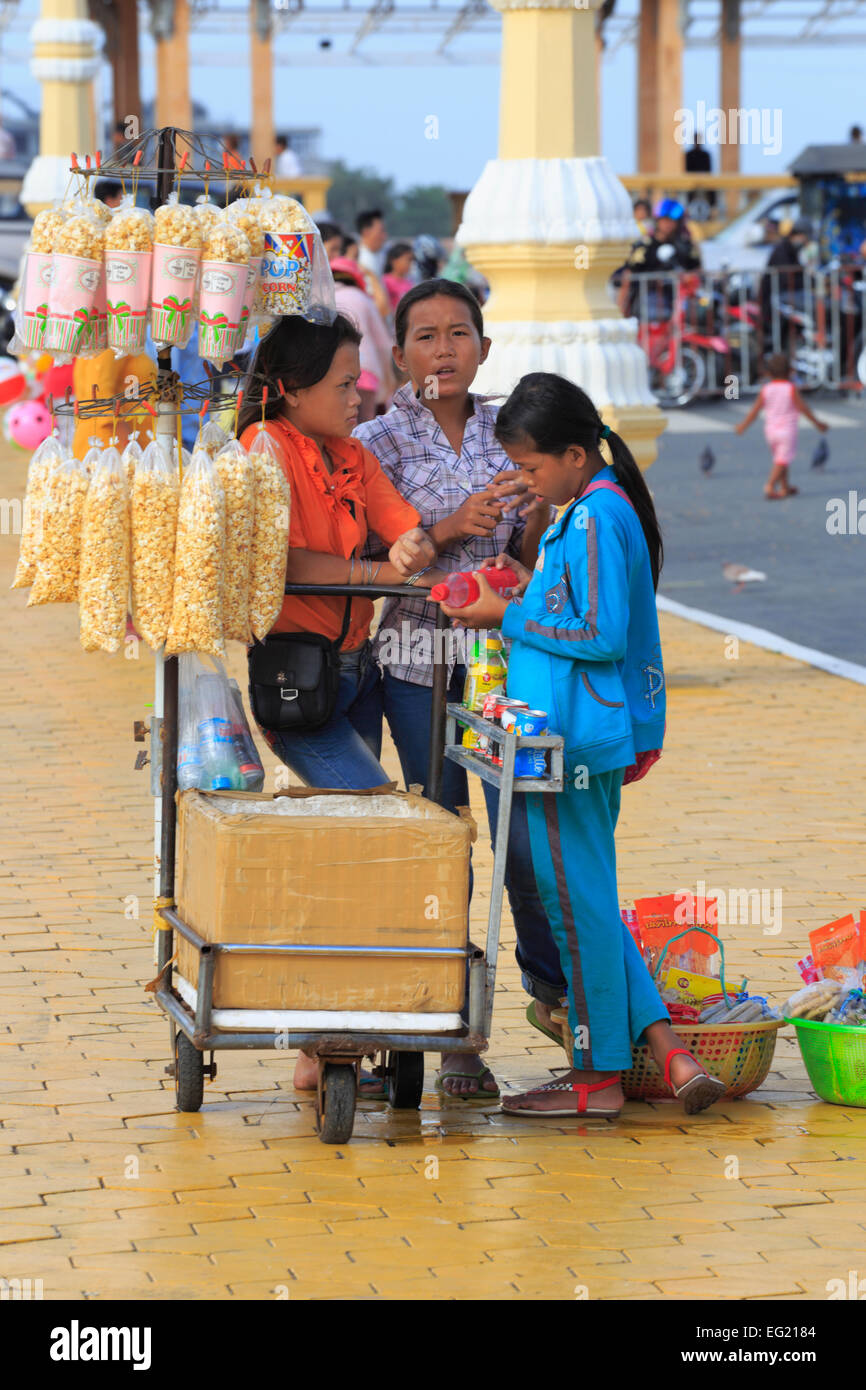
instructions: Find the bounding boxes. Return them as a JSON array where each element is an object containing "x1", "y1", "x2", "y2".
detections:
[{"x1": 2, "y1": 439, "x2": 865, "y2": 1301}]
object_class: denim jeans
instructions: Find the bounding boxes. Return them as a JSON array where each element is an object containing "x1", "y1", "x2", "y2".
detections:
[
  {"x1": 265, "y1": 642, "x2": 388, "y2": 789},
  {"x1": 383, "y1": 667, "x2": 567, "y2": 1006}
]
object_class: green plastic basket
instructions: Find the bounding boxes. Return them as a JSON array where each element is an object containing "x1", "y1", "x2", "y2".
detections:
[{"x1": 787, "y1": 1016, "x2": 866, "y2": 1107}]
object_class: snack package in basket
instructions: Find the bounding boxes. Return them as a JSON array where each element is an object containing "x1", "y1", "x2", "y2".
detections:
[
  {"x1": 213, "y1": 438, "x2": 254, "y2": 643},
  {"x1": 809, "y1": 913, "x2": 866, "y2": 984},
  {"x1": 165, "y1": 446, "x2": 226, "y2": 658},
  {"x1": 247, "y1": 424, "x2": 291, "y2": 641},
  {"x1": 198, "y1": 217, "x2": 251, "y2": 366},
  {"x1": 131, "y1": 438, "x2": 181, "y2": 649},
  {"x1": 633, "y1": 893, "x2": 721, "y2": 977},
  {"x1": 43, "y1": 211, "x2": 106, "y2": 360},
  {"x1": 11, "y1": 432, "x2": 66, "y2": 589},
  {"x1": 10, "y1": 208, "x2": 68, "y2": 356},
  {"x1": 151, "y1": 195, "x2": 203, "y2": 349},
  {"x1": 28, "y1": 453, "x2": 90, "y2": 605},
  {"x1": 105, "y1": 203, "x2": 155, "y2": 355},
  {"x1": 78, "y1": 445, "x2": 131, "y2": 653},
  {"x1": 256, "y1": 191, "x2": 335, "y2": 324}
]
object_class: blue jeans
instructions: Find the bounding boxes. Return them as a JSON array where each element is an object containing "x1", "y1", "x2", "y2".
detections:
[
  {"x1": 383, "y1": 667, "x2": 567, "y2": 1006},
  {"x1": 265, "y1": 642, "x2": 388, "y2": 789}
]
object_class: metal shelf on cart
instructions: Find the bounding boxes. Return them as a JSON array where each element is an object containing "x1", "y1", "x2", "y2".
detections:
[{"x1": 444, "y1": 702, "x2": 565, "y2": 793}]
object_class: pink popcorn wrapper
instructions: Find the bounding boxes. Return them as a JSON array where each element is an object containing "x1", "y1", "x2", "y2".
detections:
[
  {"x1": 237, "y1": 257, "x2": 260, "y2": 345},
  {"x1": 43, "y1": 253, "x2": 102, "y2": 356},
  {"x1": 150, "y1": 242, "x2": 201, "y2": 346},
  {"x1": 197, "y1": 259, "x2": 248, "y2": 362},
  {"x1": 88, "y1": 272, "x2": 108, "y2": 352},
  {"x1": 18, "y1": 251, "x2": 54, "y2": 350},
  {"x1": 106, "y1": 249, "x2": 152, "y2": 353}
]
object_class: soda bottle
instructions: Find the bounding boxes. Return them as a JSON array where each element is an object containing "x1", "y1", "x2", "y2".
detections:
[
  {"x1": 463, "y1": 636, "x2": 507, "y2": 713},
  {"x1": 430, "y1": 565, "x2": 519, "y2": 609},
  {"x1": 197, "y1": 716, "x2": 242, "y2": 791},
  {"x1": 228, "y1": 679, "x2": 265, "y2": 791}
]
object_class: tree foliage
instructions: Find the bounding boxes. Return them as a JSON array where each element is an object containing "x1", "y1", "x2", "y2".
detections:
[{"x1": 324, "y1": 160, "x2": 453, "y2": 239}]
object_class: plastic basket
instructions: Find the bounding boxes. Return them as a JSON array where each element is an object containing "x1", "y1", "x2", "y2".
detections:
[
  {"x1": 788, "y1": 1016, "x2": 866, "y2": 1107},
  {"x1": 622, "y1": 1019, "x2": 783, "y2": 1100}
]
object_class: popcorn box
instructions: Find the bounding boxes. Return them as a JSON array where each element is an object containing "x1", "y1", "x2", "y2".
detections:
[
  {"x1": 150, "y1": 242, "x2": 201, "y2": 345},
  {"x1": 197, "y1": 258, "x2": 247, "y2": 361},
  {"x1": 43, "y1": 253, "x2": 102, "y2": 356},
  {"x1": 106, "y1": 249, "x2": 152, "y2": 352},
  {"x1": 18, "y1": 251, "x2": 54, "y2": 350},
  {"x1": 88, "y1": 271, "x2": 108, "y2": 353},
  {"x1": 260, "y1": 231, "x2": 314, "y2": 315},
  {"x1": 238, "y1": 257, "x2": 260, "y2": 345}
]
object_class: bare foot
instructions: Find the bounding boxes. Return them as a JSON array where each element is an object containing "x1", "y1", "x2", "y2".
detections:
[
  {"x1": 437, "y1": 1051, "x2": 499, "y2": 1098},
  {"x1": 292, "y1": 1051, "x2": 387, "y2": 1097},
  {"x1": 502, "y1": 1068, "x2": 623, "y2": 1115}
]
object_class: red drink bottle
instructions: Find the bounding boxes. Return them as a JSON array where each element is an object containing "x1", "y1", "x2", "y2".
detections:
[{"x1": 430, "y1": 565, "x2": 519, "y2": 608}]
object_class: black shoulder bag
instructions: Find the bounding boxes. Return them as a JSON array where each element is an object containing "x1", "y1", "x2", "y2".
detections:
[{"x1": 247, "y1": 597, "x2": 353, "y2": 735}]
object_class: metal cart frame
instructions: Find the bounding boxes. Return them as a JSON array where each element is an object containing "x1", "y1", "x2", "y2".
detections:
[{"x1": 151, "y1": 583, "x2": 564, "y2": 1142}]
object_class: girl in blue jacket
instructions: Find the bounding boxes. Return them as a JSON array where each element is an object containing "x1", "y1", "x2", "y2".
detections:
[{"x1": 439, "y1": 373, "x2": 725, "y2": 1118}]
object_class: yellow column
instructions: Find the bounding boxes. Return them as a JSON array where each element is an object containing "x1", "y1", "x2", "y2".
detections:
[
  {"x1": 155, "y1": 0, "x2": 192, "y2": 131},
  {"x1": 458, "y1": 0, "x2": 666, "y2": 469},
  {"x1": 21, "y1": 0, "x2": 101, "y2": 214},
  {"x1": 250, "y1": 0, "x2": 274, "y2": 168},
  {"x1": 656, "y1": 0, "x2": 683, "y2": 175}
]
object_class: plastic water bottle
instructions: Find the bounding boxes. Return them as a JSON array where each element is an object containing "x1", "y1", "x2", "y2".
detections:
[
  {"x1": 177, "y1": 741, "x2": 202, "y2": 790},
  {"x1": 197, "y1": 716, "x2": 242, "y2": 791},
  {"x1": 430, "y1": 565, "x2": 519, "y2": 609}
]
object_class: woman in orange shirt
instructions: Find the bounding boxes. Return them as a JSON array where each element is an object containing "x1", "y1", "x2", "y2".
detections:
[{"x1": 238, "y1": 312, "x2": 437, "y2": 791}]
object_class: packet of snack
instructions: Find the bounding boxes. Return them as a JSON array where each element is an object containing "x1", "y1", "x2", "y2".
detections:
[
  {"x1": 226, "y1": 200, "x2": 265, "y2": 343},
  {"x1": 634, "y1": 893, "x2": 721, "y2": 977},
  {"x1": 28, "y1": 454, "x2": 90, "y2": 604},
  {"x1": 12, "y1": 209, "x2": 67, "y2": 353},
  {"x1": 165, "y1": 447, "x2": 226, "y2": 658},
  {"x1": 151, "y1": 195, "x2": 203, "y2": 348},
  {"x1": 257, "y1": 192, "x2": 334, "y2": 321},
  {"x1": 11, "y1": 432, "x2": 65, "y2": 588},
  {"x1": 198, "y1": 218, "x2": 250, "y2": 365},
  {"x1": 105, "y1": 203, "x2": 155, "y2": 354},
  {"x1": 78, "y1": 445, "x2": 130, "y2": 653},
  {"x1": 44, "y1": 213, "x2": 105, "y2": 359},
  {"x1": 247, "y1": 424, "x2": 291, "y2": 640},
  {"x1": 809, "y1": 913, "x2": 866, "y2": 983},
  {"x1": 131, "y1": 438, "x2": 181, "y2": 649},
  {"x1": 194, "y1": 419, "x2": 230, "y2": 460},
  {"x1": 213, "y1": 439, "x2": 254, "y2": 643}
]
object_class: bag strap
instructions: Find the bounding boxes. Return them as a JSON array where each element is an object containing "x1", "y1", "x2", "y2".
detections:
[{"x1": 579, "y1": 478, "x2": 637, "y2": 512}]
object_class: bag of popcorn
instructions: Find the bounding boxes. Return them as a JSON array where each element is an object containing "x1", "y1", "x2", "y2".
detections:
[
  {"x1": 105, "y1": 204, "x2": 155, "y2": 354},
  {"x1": 214, "y1": 439, "x2": 254, "y2": 644},
  {"x1": 11, "y1": 208, "x2": 68, "y2": 355},
  {"x1": 194, "y1": 419, "x2": 230, "y2": 460},
  {"x1": 131, "y1": 438, "x2": 181, "y2": 649},
  {"x1": 44, "y1": 212, "x2": 106, "y2": 359},
  {"x1": 83, "y1": 437, "x2": 105, "y2": 479},
  {"x1": 151, "y1": 195, "x2": 203, "y2": 349},
  {"x1": 257, "y1": 192, "x2": 335, "y2": 323},
  {"x1": 197, "y1": 217, "x2": 251, "y2": 366},
  {"x1": 28, "y1": 453, "x2": 90, "y2": 605},
  {"x1": 226, "y1": 200, "x2": 266, "y2": 345},
  {"x1": 247, "y1": 424, "x2": 291, "y2": 640},
  {"x1": 11, "y1": 432, "x2": 65, "y2": 588},
  {"x1": 165, "y1": 446, "x2": 226, "y2": 658},
  {"x1": 78, "y1": 445, "x2": 131, "y2": 653},
  {"x1": 121, "y1": 431, "x2": 145, "y2": 491}
]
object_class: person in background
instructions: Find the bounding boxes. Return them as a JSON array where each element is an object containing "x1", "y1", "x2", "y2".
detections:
[
  {"x1": 341, "y1": 233, "x2": 359, "y2": 260},
  {"x1": 684, "y1": 133, "x2": 716, "y2": 210},
  {"x1": 382, "y1": 241, "x2": 414, "y2": 311},
  {"x1": 317, "y1": 220, "x2": 344, "y2": 260},
  {"x1": 413, "y1": 234, "x2": 444, "y2": 281},
  {"x1": 330, "y1": 256, "x2": 395, "y2": 421},
  {"x1": 0, "y1": 120, "x2": 16, "y2": 161},
  {"x1": 275, "y1": 134, "x2": 301, "y2": 180},
  {"x1": 356, "y1": 209, "x2": 388, "y2": 277},
  {"x1": 759, "y1": 217, "x2": 811, "y2": 344},
  {"x1": 617, "y1": 198, "x2": 701, "y2": 321},
  {"x1": 735, "y1": 351, "x2": 828, "y2": 499},
  {"x1": 850, "y1": 125, "x2": 863, "y2": 143},
  {"x1": 223, "y1": 131, "x2": 244, "y2": 167},
  {"x1": 632, "y1": 198, "x2": 652, "y2": 237},
  {"x1": 93, "y1": 178, "x2": 123, "y2": 209}
]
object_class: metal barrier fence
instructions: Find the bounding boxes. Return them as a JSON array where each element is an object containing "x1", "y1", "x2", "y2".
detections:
[{"x1": 617, "y1": 265, "x2": 866, "y2": 408}]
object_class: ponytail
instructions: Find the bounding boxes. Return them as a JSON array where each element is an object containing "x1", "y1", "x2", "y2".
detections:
[{"x1": 494, "y1": 372, "x2": 663, "y2": 590}]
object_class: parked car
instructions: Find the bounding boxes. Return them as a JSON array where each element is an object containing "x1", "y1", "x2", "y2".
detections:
[{"x1": 699, "y1": 190, "x2": 800, "y2": 274}]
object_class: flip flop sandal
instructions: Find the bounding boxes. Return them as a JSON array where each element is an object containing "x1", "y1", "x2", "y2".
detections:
[
  {"x1": 664, "y1": 1048, "x2": 726, "y2": 1115},
  {"x1": 502, "y1": 1075, "x2": 621, "y2": 1119},
  {"x1": 435, "y1": 1068, "x2": 500, "y2": 1103},
  {"x1": 525, "y1": 1000, "x2": 568, "y2": 1049},
  {"x1": 358, "y1": 1073, "x2": 388, "y2": 1100}
]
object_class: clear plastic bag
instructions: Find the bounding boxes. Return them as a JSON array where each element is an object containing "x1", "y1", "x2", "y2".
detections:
[
  {"x1": 247, "y1": 424, "x2": 291, "y2": 640},
  {"x1": 255, "y1": 188, "x2": 336, "y2": 325},
  {"x1": 213, "y1": 438, "x2": 254, "y2": 643},
  {"x1": 194, "y1": 419, "x2": 230, "y2": 459},
  {"x1": 177, "y1": 654, "x2": 263, "y2": 791},
  {"x1": 121, "y1": 431, "x2": 144, "y2": 491},
  {"x1": 12, "y1": 432, "x2": 65, "y2": 589},
  {"x1": 28, "y1": 454, "x2": 90, "y2": 604},
  {"x1": 131, "y1": 437, "x2": 180, "y2": 649},
  {"x1": 165, "y1": 446, "x2": 226, "y2": 657},
  {"x1": 78, "y1": 445, "x2": 130, "y2": 653},
  {"x1": 105, "y1": 200, "x2": 155, "y2": 356},
  {"x1": 151, "y1": 194, "x2": 203, "y2": 350},
  {"x1": 83, "y1": 436, "x2": 105, "y2": 479},
  {"x1": 44, "y1": 208, "x2": 107, "y2": 361}
]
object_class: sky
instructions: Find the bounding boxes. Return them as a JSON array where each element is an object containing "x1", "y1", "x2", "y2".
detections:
[{"x1": 4, "y1": 2, "x2": 866, "y2": 192}]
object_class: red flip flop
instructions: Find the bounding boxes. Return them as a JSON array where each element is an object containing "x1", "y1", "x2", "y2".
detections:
[
  {"x1": 502, "y1": 1075, "x2": 621, "y2": 1118},
  {"x1": 664, "y1": 1048, "x2": 726, "y2": 1114}
]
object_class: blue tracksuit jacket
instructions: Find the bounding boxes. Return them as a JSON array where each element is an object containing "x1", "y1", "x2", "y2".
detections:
[{"x1": 501, "y1": 466, "x2": 666, "y2": 775}]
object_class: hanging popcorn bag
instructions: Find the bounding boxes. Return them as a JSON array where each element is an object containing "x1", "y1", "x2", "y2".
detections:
[
  {"x1": 150, "y1": 197, "x2": 203, "y2": 348},
  {"x1": 197, "y1": 218, "x2": 251, "y2": 364},
  {"x1": 44, "y1": 214, "x2": 105, "y2": 358},
  {"x1": 105, "y1": 205, "x2": 155, "y2": 354}
]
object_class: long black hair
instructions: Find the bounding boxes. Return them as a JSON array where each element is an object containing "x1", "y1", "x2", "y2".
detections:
[
  {"x1": 236, "y1": 313, "x2": 362, "y2": 438},
  {"x1": 495, "y1": 373, "x2": 663, "y2": 589},
  {"x1": 394, "y1": 277, "x2": 484, "y2": 351}
]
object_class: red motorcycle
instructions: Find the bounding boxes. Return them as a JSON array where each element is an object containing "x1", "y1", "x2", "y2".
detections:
[{"x1": 637, "y1": 273, "x2": 730, "y2": 407}]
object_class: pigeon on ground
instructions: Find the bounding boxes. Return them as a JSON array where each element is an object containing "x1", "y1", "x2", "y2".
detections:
[
  {"x1": 811, "y1": 438, "x2": 829, "y2": 469},
  {"x1": 700, "y1": 446, "x2": 715, "y2": 474},
  {"x1": 722, "y1": 562, "x2": 767, "y2": 586}
]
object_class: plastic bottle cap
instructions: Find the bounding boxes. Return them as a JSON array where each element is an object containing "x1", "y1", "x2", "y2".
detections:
[
  {"x1": 210, "y1": 777, "x2": 231, "y2": 790},
  {"x1": 430, "y1": 583, "x2": 448, "y2": 601}
]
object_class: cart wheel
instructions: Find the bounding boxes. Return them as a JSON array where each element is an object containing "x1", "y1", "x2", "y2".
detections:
[
  {"x1": 317, "y1": 1063, "x2": 357, "y2": 1145},
  {"x1": 387, "y1": 1050, "x2": 424, "y2": 1109},
  {"x1": 175, "y1": 1032, "x2": 204, "y2": 1113}
]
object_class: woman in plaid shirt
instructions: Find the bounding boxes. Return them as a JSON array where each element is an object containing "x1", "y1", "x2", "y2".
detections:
[{"x1": 355, "y1": 280, "x2": 566, "y2": 1100}]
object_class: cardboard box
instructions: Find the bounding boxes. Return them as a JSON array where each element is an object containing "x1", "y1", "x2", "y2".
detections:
[{"x1": 175, "y1": 787, "x2": 473, "y2": 1013}]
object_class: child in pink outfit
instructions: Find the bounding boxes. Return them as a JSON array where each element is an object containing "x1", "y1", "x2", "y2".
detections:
[{"x1": 736, "y1": 353, "x2": 828, "y2": 498}]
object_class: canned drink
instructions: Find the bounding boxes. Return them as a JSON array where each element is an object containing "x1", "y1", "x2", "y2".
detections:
[
  {"x1": 482, "y1": 693, "x2": 502, "y2": 721},
  {"x1": 500, "y1": 702, "x2": 528, "y2": 735},
  {"x1": 513, "y1": 708, "x2": 549, "y2": 737},
  {"x1": 514, "y1": 747, "x2": 548, "y2": 778},
  {"x1": 462, "y1": 725, "x2": 481, "y2": 750}
]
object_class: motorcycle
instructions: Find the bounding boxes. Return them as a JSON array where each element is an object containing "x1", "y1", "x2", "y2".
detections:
[{"x1": 636, "y1": 273, "x2": 730, "y2": 407}]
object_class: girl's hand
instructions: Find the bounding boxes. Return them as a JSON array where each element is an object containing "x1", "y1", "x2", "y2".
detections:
[
  {"x1": 490, "y1": 551, "x2": 533, "y2": 596},
  {"x1": 389, "y1": 527, "x2": 435, "y2": 576},
  {"x1": 818, "y1": 421, "x2": 829, "y2": 433},
  {"x1": 622, "y1": 749, "x2": 662, "y2": 785},
  {"x1": 439, "y1": 570, "x2": 510, "y2": 628}
]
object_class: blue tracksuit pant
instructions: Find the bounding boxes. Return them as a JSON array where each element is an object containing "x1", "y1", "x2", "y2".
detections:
[{"x1": 525, "y1": 769, "x2": 667, "y2": 1071}]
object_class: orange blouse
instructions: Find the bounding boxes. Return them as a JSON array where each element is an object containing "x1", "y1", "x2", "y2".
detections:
[{"x1": 240, "y1": 415, "x2": 420, "y2": 649}]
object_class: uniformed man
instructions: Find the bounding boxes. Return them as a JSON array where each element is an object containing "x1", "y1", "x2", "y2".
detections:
[{"x1": 616, "y1": 198, "x2": 701, "y2": 321}]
